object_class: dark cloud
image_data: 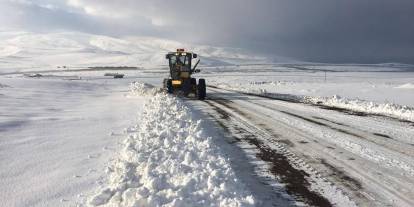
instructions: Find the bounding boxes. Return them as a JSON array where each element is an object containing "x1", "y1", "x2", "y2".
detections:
[{"x1": 2, "y1": 0, "x2": 414, "y2": 63}]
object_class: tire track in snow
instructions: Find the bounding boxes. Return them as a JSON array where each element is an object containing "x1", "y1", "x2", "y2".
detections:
[
  {"x1": 204, "y1": 87, "x2": 414, "y2": 206},
  {"x1": 209, "y1": 86, "x2": 414, "y2": 171},
  {"x1": 204, "y1": 99, "x2": 355, "y2": 207},
  {"x1": 241, "y1": 98, "x2": 414, "y2": 175}
]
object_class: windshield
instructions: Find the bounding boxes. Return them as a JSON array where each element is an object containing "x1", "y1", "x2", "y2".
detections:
[
  {"x1": 170, "y1": 54, "x2": 191, "y2": 71},
  {"x1": 178, "y1": 55, "x2": 188, "y2": 65}
]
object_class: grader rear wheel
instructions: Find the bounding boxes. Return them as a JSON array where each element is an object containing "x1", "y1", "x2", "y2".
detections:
[{"x1": 197, "y1": 79, "x2": 206, "y2": 100}]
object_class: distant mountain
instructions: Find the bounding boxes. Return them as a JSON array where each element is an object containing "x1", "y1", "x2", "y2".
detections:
[{"x1": 0, "y1": 31, "x2": 286, "y2": 73}]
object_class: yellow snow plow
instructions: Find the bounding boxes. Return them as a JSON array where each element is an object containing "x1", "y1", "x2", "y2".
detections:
[{"x1": 163, "y1": 49, "x2": 206, "y2": 100}]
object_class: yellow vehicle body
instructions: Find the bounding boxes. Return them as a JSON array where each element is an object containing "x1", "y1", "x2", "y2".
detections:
[{"x1": 164, "y1": 49, "x2": 206, "y2": 100}]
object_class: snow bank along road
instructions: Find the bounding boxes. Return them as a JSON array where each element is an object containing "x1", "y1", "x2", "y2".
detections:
[
  {"x1": 89, "y1": 83, "x2": 257, "y2": 206},
  {"x1": 187, "y1": 86, "x2": 414, "y2": 206}
]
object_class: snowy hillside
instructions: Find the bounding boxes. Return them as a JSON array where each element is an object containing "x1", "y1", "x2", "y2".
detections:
[{"x1": 0, "y1": 31, "x2": 275, "y2": 73}]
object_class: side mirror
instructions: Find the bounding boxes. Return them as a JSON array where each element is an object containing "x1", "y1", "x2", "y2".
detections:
[
  {"x1": 194, "y1": 69, "x2": 201, "y2": 73},
  {"x1": 192, "y1": 53, "x2": 198, "y2": 58},
  {"x1": 165, "y1": 54, "x2": 169, "y2": 59}
]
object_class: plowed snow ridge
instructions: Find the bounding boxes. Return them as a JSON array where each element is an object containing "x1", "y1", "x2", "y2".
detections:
[
  {"x1": 304, "y1": 95, "x2": 414, "y2": 122},
  {"x1": 214, "y1": 83, "x2": 414, "y2": 122},
  {"x1": 88, "y1": 83, "x2": 255, "y2": 207}
]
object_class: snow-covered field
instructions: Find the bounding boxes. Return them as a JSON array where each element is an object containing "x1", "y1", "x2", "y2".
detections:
[
  {"x1": 206, "y1": 67, "x2": 414, "y2": 121},
  {"x1": 1, "y1": 31, "x2": 414, "y2": 206},
  {"x1": 0, "y1": 75, "x2": 152, "y2": 206}
]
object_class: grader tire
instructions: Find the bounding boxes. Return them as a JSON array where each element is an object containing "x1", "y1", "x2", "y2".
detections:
[{"x1": 197, "y1": 79, "x2": 206, "y2": 100}]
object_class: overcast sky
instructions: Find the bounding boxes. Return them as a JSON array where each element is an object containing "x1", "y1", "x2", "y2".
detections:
[{"x1": 1, "y1": 0, "x2": 414, "y2": 64}]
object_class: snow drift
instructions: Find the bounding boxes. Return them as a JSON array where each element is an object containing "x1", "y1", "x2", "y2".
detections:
[
  {"x1": 304, "y1": 95, "x2": 414, "y2": 122},
  {"x1": 396, "y1": 83, "x2": 414, "y2": 89},
  {"x1": 129, "y1": 82, "x2": 159, "y2": 96},
  {"x1": 212, "y1": 83, "x2": 414, "y2": 122},
  {"x1": 89, "y1": 84, "x2": 255, "y2": 207}
]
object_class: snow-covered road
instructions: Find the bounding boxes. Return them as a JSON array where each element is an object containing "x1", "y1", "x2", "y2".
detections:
[{"x1": 188, "y1": 86, "x2": 414, "y2": 206}]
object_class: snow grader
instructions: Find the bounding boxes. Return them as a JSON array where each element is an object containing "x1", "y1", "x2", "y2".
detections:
[{"x1": 163, "y1": 49, "x2": 206, "y2": 100}]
